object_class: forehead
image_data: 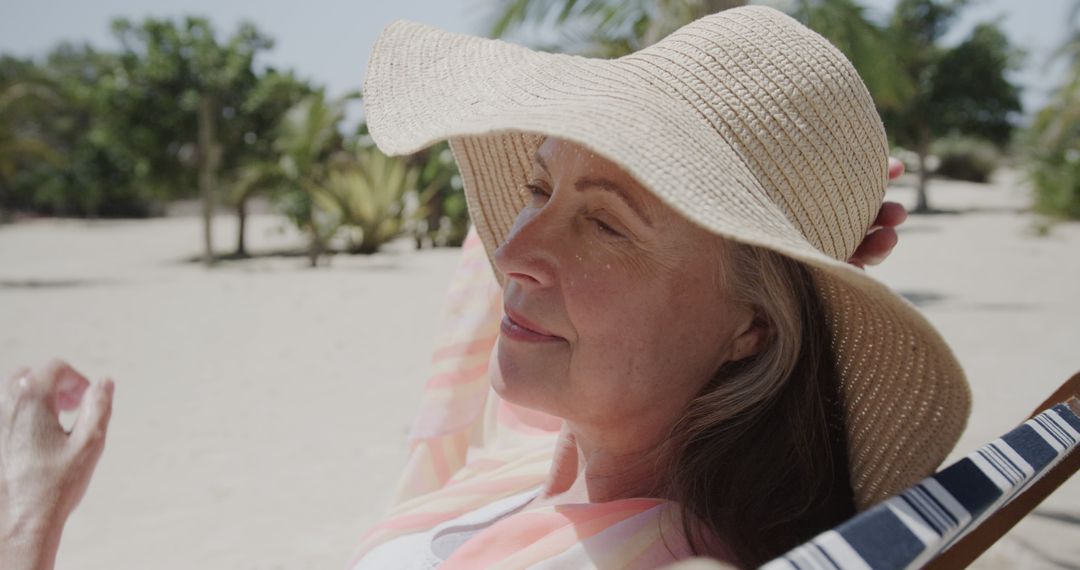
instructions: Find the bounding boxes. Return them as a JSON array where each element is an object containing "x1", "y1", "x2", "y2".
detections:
[{"x1": 534, "y1": 138, "x2": 660, "y2": 205}]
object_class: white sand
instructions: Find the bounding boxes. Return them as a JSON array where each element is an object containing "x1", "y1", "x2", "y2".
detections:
[{"x1": 0, "y1": 169, "x2": 1077, "y2": 569}]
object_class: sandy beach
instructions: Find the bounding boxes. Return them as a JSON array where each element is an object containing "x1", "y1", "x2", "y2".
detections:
[{"x1": 1, "y1": 169, "x2": 1077, "y2": 569}]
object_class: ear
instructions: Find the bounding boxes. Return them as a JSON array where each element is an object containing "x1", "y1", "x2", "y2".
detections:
[{"x1": 727, "y1": 309, "x2": 769, "y2": 363}]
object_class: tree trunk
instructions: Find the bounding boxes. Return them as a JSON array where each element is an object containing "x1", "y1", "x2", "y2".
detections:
[
  {"x1": 197, "y1": 94, "x2": 221, "y2": 266},
  {"x1": 307, "y1": 226, "x2": 323, "y2": 267},
  {"x1": 0, "y1": 181, "x2": 8, "y2": 224},
  {"x1": 914, "y1": 123, "x2": 932, "y2": 213},
  {"x1": 235, "y1": 196, "x2": 248, "y2": 258},
  {"x1": 425, "y1": 195, "x2": 444, "y2": 248}
]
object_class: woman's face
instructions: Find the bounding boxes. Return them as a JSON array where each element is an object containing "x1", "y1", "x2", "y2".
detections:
[{"x1": 494, "y1": 137, "x2": 762, "y2": 438}]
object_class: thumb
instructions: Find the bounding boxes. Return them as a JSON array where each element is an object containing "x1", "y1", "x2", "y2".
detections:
[{"x1": 71, "y1": 378, "x2": 114, "y2": 449}]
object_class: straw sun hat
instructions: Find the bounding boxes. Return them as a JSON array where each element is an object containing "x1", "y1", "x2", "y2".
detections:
[{"x1": 362, "y1": 5, "x2": 971, "y2": 510}]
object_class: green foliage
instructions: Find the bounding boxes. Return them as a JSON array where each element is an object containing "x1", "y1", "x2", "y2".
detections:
[
  {"x1": 897, "y1": 2, "x2": 1024, "y2": 142},
  {"x1": 0, "y1": 18, "x2": 312, "y2": 223},
  {"x1": 273, "y1": 92, "x2": 348, "y2": 238},
  {"x1": 928, "y1": 23, "x2": 1022, "y2": 146},
  {"x1": 794, "y1": 0, "x2": 911, "y2": 110},
  {"x1": 881, "y1": 0, "x2": 1021, "y2": 211},
  {"x1": 489, "y1": 0, "x2": 1021, "y2": 215},
  {"x1": 488, "y1": 0, "x2": 746, "y2": 57},
  {"x1": 1028, "y1": 143, "x2": 1080, "y2": 219},
  {"x1": 312, "y1": 146, "x2": 434, "y2": 254},
  {"x1": 308, "y1": 142, "x2": 455, "y2": 255},
  {"x1": 109, "y1": 17, "x2": 306, "y2": 187},
  {"x1": 489, "y1": 1, "x2": 907, "y2": 115},
  {"x1": 0, "y1": 46, "x2": 170, "y2": 217},
  {"x1": 883, "y1": 0, "x2": 967, "y2": 147},
  {"x1": 1023, "y1": 1, "x2": 1080, "y2": 219},
  {"x1": 931, "y1": 134, "x2": 1000, "y2": 183},
  {"x1": 276, "y1": 93, "x2": 347, "y2": 185},
  {"x1": 0, "y1": 75, "x2": 61, "y2": 218},
  {"x1": 408, "y1": 141, "x2": 467, "y2": 247}
]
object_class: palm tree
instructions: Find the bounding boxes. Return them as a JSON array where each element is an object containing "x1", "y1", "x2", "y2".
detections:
[
  {"x1": 312, "y1": 145, "x2": 443, "y2": 254},
  {"x1": 274, "y1": 92, "x2": 351, "y2": 266},
  {"x1": 490, "y1": 0, "x2": 746, "y2": 57},
  {"x1": 488, "y1": 1, "x2": 905, "y2": 113}
]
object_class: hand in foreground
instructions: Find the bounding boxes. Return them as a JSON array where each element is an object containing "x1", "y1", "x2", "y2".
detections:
[
  {"x1": 849, "y1": 158, "x2": 908, "y2": 269},
  {"x1": 1, "y1": 361, "x2": 114, "y2": 570}
]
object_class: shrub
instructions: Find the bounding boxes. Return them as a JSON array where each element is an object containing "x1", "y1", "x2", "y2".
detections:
[
  {"x1": 1029, "y1": 148, "x2": 1080, "y2": 219},
  {"x1": 931, "y1": 135, "x2": 1000, "y2": 183},
  {"x1": 312, "y1": 145, "x2": 438, "y2": 255},
  {"x1": 1026, "y1": 90, "x2": 1080, "y2": 220}
]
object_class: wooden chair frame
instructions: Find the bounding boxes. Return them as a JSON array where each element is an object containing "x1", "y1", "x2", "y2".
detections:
[{"x1": 925, "y1": 371, "x2": 1080, "y2": 569}]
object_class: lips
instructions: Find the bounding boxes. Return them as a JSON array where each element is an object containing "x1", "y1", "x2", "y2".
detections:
[{"x1": 502, "y1": 307, "x2": 564, "y2": 342}]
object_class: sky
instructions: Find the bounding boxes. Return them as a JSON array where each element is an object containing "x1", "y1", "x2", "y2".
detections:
[{"x1": 0, "y1": 0, "x2": 1073, "y2": 117}]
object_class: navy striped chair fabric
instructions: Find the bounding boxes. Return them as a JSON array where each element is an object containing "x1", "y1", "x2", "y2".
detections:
[{"x1": 763, "y1": 401, "x2": 1080, "y2": 570}]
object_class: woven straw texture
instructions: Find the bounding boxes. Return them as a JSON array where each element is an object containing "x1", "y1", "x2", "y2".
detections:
[{"x1": 363, "y1": 5, "x2": 971, "y2": 510}]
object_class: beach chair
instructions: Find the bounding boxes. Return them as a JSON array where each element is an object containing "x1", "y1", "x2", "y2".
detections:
[{"x1": 761, "y1": 371, "x2": 1080, "y2": 570}]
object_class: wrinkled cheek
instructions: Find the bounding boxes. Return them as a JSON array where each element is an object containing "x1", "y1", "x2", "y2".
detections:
[
  {"x1": 570, "y1": 321, "x2": 654, "y2": 410},
  {"x1": 562, "y1": 255, "x2": 626, "y2": 308}
]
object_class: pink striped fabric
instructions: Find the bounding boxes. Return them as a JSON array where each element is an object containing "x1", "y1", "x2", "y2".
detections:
[{"x1": 349, "y1": 228, "x2": 697, "y2": 568}]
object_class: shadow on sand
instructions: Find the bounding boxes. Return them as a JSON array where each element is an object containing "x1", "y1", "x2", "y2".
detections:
[
  {"x1": 0, "y1": 278, "x2": 116, "y2": 289},
  {"x1": 899, "y1": 289, "x2": 1038, "y2": 313}
]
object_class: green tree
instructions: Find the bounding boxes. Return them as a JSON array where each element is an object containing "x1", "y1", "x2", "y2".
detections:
[
  {"x1": 0, "y1": 75, "x2": 61, "y2": 220},
  {"x1": 2, "y1": 18, "x2": 310, "y2": 239},
  {"x1": 883, "y1": 0, "x2": 1022, "y2": 212},
  {"x1": 111, "y1": 17, "x2": 279, "y2": 264},
  {"x1": 0, "y1": 46, "x2": 167, "y2": 218},
  {"x1": 223, "y1": 69, "x2": 314, "y2": 256}
]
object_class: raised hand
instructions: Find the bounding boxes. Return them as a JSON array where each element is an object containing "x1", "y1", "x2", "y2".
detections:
[
  {"x1": 0, "y1": 361, "x2": 114, "y2": 570},
  {"x1": 850, "y1": 158, "x2": 908, "y2": 269}
]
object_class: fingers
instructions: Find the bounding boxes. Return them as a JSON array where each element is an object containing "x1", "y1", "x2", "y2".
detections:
[
  {"x1": 850, "y1": 227, "x2": 898, "y2": 267},
  {"x1": 13, "y1": 360, "x2": 92, "y2": 415},
  {"x1": 56, "y1": 370, "x2": 91, "y2": 413},
  {"x1": 872, "y1": 201, "x2": 908, "y2": 229},
  {"x1": 888, "y1": 157, "x2": 905, "y2": 180},
  {"x1": 71, "y1": 379, "x2": 114, "y2": 451},
  {"x1": 6, "y1": 367, "x2": 32, "y2": 395}
]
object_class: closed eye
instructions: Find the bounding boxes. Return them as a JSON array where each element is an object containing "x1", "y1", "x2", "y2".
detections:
[
  {"x1": 520, "y1": 182, "x2": 627, "y2": 240},
  {"x1": 519, "y1": 183, "x2": 550, "y2": 204},
  {"x1": 590, "y1": 217, "x2": 624, "y2": 238}
]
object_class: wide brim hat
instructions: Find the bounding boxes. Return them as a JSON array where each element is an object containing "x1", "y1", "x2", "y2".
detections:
[{"x1": 362, "y1": 5, "x2": 970, "y2": 510}]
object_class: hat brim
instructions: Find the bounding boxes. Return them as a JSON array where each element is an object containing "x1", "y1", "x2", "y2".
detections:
[{"x1": 362, "y1": 18, "x2": 970, "y2": 510}]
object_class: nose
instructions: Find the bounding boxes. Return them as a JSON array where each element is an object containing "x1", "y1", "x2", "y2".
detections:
[{"x1": 493, "y1": 207, "x2": 559, "y2": 288}]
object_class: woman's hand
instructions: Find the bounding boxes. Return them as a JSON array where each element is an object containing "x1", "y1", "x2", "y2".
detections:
[
  {"x1": 850, "y1": 158, "x2": 908, "y2": 269},
  {"x1": 1, "y1": 361, "x2": 114, "y2": 570}
]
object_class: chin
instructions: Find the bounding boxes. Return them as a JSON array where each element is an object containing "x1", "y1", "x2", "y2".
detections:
[{"x1": 493, "y1": 337, "x2": 561, "y2": 415}]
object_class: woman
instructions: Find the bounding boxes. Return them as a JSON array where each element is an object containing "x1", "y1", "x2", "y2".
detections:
[
  {"x1": 351, "y1": 5, "x2": 968, "y2": 568},
  {"x1": 0, "y1": 6, "x2": 966, "y2": 570}
]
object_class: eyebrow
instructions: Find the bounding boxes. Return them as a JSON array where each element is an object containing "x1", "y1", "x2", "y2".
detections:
[{"x1": 534, "y1": 151, "x2": 655, "y2": 228}]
